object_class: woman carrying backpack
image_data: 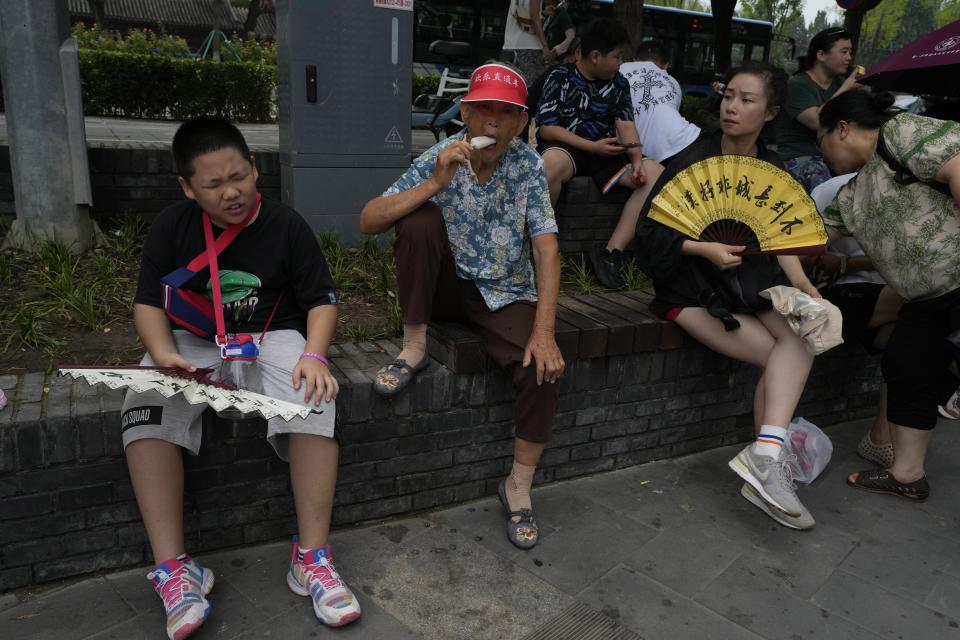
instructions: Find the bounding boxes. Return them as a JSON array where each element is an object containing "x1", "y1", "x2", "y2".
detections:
[{"x1": 817, "y1": 89, "x2": 960, "y2": 502}]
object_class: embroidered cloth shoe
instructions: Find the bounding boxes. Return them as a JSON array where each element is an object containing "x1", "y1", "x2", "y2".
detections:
[
  {"x1": 729, "y1": 444, "x2": 803, "y2": 518},
  {"x1": 147, "y1": 556, "x2": 215, "y2": 640},
  {"x1": 740, "y1": 482, "x2": 815, "y2": 530},
  {"x1": 287, "y1": 538, "x2": 362, "y2": 627}
]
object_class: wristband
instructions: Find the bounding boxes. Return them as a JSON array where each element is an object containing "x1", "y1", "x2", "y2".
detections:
[{"x1": 299, "y1": 352, "x2": 329, "y2": 366}]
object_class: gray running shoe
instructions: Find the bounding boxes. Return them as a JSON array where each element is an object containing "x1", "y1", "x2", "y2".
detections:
[
  {"x1": 740, "y1": 482, "x2": 814, "y2": 530},
  {"x1": 728, "y1": 444, "x2": 803, "y2": 517}
]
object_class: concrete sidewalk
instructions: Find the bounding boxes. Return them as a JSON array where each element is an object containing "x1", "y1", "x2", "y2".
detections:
[{"x1": 2, "y1": 418, "x2": 959, "y2": 640}]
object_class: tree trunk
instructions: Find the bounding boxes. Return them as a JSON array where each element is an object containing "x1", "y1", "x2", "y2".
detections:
[
  {"x1": 842, "y1": 0, "x2": 883, "y2": 51},
  {"x1": 88, "y1": 0, "x2": 109, "y2": 30},
  {"x1": 613, "y1": 0, "x2": 644, "y2": 50},
  {"x1": 244, "y1": 0, "x2": 273, "y2": 36},
  {"x1": 711, "y1": 0, "x2": 737, "y2": 75}
]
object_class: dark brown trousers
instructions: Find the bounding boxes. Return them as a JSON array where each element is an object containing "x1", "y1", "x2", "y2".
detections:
[{"x1": 394, "y1": 202, "x2": 558, "y2": 443}]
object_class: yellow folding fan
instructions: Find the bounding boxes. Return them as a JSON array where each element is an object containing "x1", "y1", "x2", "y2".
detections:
[{"x1": 648, "y1": 156, "x2": 828, "y2": 255}]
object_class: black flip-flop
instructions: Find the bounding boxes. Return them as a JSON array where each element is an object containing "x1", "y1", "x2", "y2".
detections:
[
  {"x1": 372, "y1": 357, "x2": 429, "y2": 397},
  {"x1": 847, "y1": 468, "x2": 930, "y2": 502},
  {"x1": 497, "y1": 479, "x2": 539, "y2": 550}
]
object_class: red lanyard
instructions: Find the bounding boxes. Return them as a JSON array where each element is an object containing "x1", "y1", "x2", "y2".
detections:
[
  {"x1": 199, "y1": 193, "x2": 284, "y2": 348},
  {"x1": 201, "y1": 194, "x2": 260, "y2": 346}
]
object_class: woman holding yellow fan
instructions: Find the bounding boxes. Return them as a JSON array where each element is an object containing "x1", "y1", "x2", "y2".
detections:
[{"x1": 636, "y1": 62, "x2": 825, "y2": 530}]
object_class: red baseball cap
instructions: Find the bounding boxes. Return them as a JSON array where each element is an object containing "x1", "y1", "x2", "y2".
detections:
[{"x1": 461, "y1": 63, "x2": 528, "y2": 109}]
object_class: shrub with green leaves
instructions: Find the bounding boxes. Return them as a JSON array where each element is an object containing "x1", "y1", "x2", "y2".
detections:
[
  {"x1": 413, "y1": 74, "x2": 441, "y2": 98},
  {"x1": 71, "y1": 24, "x2": 276, "y2": 64},
  {"x1": 79, "y1": 49, "x2": 276, "y2": 122}
]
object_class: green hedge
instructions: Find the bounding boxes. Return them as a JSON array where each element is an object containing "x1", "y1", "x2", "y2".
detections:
[
  {"x1": 79, "y1": 50, "x2": 276, "y2": 123},
  {"x1": 679, "y1": 95, "x2": 709, "y2": 123},
  {"x1": 412, "y1": 74, "x2": 441, "y2": 98}
]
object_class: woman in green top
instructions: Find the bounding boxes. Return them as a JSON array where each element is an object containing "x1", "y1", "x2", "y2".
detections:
[
  {"x1": 817, "y1": 90, "x2": 960, "y2": 503},
  {"x1": 778, "y1": 28, "x2": 862, "y2": 192}
]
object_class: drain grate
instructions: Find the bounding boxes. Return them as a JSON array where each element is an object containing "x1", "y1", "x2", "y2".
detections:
[{"x1": 521, "y1": 602, "x2": 645, "y2": 640}]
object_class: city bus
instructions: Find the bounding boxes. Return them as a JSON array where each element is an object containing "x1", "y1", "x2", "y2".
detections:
[{"x1": 413, "y1": 1, "x2": 775, "y2": 95}]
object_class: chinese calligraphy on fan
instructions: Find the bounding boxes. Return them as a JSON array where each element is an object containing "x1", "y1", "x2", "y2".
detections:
[{"x1": 679, "y1": 174, "x2": 805, "y2": 236}]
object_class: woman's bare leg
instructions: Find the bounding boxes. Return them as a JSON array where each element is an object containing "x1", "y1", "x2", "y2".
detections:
[
  {"x1": 675, "y1": 308, "x2": 813, "y2": 427},
  {"x1": 754, "y1": 310, "x2": 815, "y2": 428}
]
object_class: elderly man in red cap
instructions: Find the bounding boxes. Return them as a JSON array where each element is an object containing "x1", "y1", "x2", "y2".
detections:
[{"x1": 360, "y1": 62, "x2": 563, "y2": 549}]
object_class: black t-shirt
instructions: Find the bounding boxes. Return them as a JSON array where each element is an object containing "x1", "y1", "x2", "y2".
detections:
[{"x1": 134, "y1": 197, "x2": 336, "y2": 338}]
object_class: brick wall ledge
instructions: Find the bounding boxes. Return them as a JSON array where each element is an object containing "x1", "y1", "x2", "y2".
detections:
[{"x1": 0, "y1": 293, "x2": 882, "y2": 591}]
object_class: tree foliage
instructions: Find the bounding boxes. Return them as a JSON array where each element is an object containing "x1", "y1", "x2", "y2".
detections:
[
  {"x1": 856, "y1": 0, "x2": 949, "y2": 68},
  {"x1": 940, "y1": 0, "x2": 960, "y2": 25},
  {"x1": 738, "y1": 0, "x2": 804, "y2": 67}
]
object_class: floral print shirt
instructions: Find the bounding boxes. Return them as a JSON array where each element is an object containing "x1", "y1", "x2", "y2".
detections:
[
  {"x1": 822, "y1": 114, "x2": 960, "y2": 301},
  {"x1": 384, "y1": 131, "x2": 557, "y2": 311}
]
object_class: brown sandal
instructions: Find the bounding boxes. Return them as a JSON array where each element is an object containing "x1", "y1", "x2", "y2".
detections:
[{"x1": 847, "y1": 468, "x2": 930, "y2": 502}]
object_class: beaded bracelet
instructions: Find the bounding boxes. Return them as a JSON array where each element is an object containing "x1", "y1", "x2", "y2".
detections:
[{"x1": 299, "y1": 352, "x2": 329, "y2": 366}]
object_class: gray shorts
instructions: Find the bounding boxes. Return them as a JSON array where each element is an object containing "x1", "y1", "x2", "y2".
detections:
[{"x1": 120, "y1": 330, "x2": 336, "y2": 461}]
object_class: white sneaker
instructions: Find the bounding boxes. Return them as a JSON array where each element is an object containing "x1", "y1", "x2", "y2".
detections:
[
  {"x1": 740, "y1": 482, "x2": 815, "y2": 530},
  {"x1": 729, "y1": 444, "x2": 803, "y2": 517}
]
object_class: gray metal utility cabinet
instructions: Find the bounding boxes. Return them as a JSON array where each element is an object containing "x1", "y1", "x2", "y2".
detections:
[{"x1": 277, "y1": 0, "x2": 414, "y2": 239}]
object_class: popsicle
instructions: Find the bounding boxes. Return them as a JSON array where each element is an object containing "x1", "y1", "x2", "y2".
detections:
[{"x1": 470, "y1": 136, "x2": 497, "y2": 150}]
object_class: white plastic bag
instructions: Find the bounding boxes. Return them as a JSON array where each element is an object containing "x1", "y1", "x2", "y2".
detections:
[{"x1": 784, "y1": 417, "x2": 833, "y2": 484}]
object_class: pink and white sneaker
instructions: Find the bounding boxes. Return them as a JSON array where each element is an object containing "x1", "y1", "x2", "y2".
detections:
[
  {"x1": 938, "y1": 386, "x2": 960, "y2": 420},
  {"x1": 287, "y1": 537, "x2": 361, "y2": 627},
  {"x1": 147, "y1": 555, "x2": 215, "y2": 640}
]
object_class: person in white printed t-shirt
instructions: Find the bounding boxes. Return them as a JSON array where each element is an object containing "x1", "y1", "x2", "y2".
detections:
[{"x1": 619, "y1": 41, "x2": 700, "y2": 165}]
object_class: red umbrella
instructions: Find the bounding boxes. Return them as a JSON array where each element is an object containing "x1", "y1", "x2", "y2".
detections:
[{"x1": 860, "y1": 20, "x2": 960, "y2": 96}]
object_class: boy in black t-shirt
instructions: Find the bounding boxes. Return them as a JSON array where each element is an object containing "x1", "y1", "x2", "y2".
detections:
[
  {"x1": 122, "y1": 116, "x2": 361, "y2": 639},
  {"x1": 536, "y1": 18, "x2": 663, "y2": 290}
]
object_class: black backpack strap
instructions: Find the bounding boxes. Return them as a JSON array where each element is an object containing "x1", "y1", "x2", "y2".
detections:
[{"x1": 875, "y1": 127, "x2": 951, "y2": 196}]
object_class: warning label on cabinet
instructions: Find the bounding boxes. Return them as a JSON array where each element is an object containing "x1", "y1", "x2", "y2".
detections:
[{"x1": 374, "y1": 0, "x2": 413, "y2": 10}]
